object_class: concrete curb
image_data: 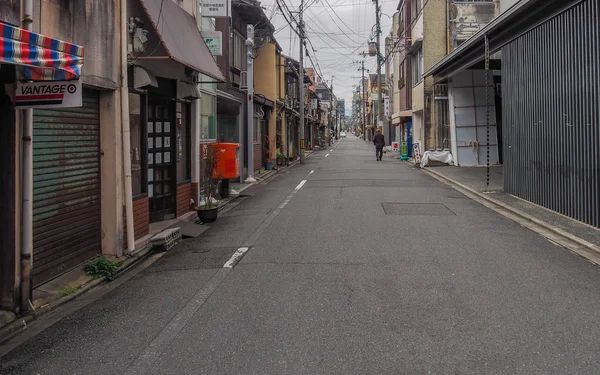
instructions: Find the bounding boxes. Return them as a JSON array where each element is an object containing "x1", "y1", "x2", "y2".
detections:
[
  {"x1": 0, "y1": 245, "x2": 158, "y2": 345},
  {"x1": 421, "y1": 166, "x2": 600, "y2": 263}
]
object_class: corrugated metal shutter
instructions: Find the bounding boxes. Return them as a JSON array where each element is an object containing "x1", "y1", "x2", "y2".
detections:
[
  {"x1": 32, "y1": 88, "x2": 101, "y2": 286},
  {"x1": 503, "y1": 0, "x2": 599, "y2": 228}
]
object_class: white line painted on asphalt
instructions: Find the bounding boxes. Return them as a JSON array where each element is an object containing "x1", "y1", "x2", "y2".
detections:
[
  {"x1": 125, "y1": 169, "x2": 315, "y2": 373},
  {"x1": 223, "y1": 247, "x2": 250, "y2": 268},
  {"x1": 295, "y1": 180, "x2": 307, "y2": 190},
  {"x1": 243, "y1": 171, "x2": 313, "y2": 247},
  {"x1": 325, "y1": 154, "x2": 329, "y2": 157},
  {"x1": 124, "y1": 268, "x2": 230, "y2": 375},
  {"x1": 330, "y1": 149, "x2": 333, "y2": 152},
  {"x1": 309, "y1": 170, "x2": 314, "y2": 174}
]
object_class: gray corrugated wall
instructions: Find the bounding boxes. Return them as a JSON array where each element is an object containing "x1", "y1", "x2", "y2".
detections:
[{"x1": 503, "y1": 0, "x2": 599, "y2": 228}]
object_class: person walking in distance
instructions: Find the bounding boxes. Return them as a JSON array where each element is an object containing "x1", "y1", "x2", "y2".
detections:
[{"x1": 373, "y1": 129, "x2": 385, "y2": 161}]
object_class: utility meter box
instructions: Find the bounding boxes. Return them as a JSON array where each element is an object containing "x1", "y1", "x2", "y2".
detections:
[{"x1": 212, "y1": 143, "x2": 240, "y2": 179}]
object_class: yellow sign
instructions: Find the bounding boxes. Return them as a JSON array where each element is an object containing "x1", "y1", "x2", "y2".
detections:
[
  {"x1": 378, "y1": 125, "x2": 383, "y2": 133},
  {"x1": 300, "y1": 139, "x2": 305, "y2": 149}
]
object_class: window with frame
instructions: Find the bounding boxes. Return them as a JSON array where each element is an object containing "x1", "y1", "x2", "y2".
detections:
[
  {"x1": 398, "y1": 7, "x2": 405, "y2": 37},
  {"x1": 411, "y1": 0, "x2": 422, "y2": 21},
  {"x1": 129, "y1": 92, "x2": 146, "y2": 196},
  {"x1": 411, "y1": 46, "x2": 423, "y2": 86},
  {"x1": 200, "y1": 94, "x2": 216, "y2": 140},
  {"x1": 231, "y1": 32, "x2": 247, "y2": 71},
  {"x1": 253, "y1": 116, "x2": 261, "y2": 143},
  {"x1": 399, "y1": 62, "x2": 405, "y2": 88}
]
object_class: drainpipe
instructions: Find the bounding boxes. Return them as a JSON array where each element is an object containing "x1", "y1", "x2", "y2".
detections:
[
  {"x1": 121, "y1": 0, "x2": 135, "y2": 254},
  {"x1": 20, "y1": 0, "x2": 34, "y2": 313},
  {"x1": 446, "y1": 0, "x2": 451, "y2": 54}
]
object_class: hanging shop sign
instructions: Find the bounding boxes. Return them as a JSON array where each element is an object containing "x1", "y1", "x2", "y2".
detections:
[
  {"x1": 15, "y1": 80, "x2": 82, "y2": 109},
  {"x1": 384, "y1": 96, "x2": 390, "y2": 117},
  {"x1": 201, "y1": 0, "x2": 230, "y2": 18},
  {"x1": 202, "y1": 31, "x2": 222, "y2": 56}
]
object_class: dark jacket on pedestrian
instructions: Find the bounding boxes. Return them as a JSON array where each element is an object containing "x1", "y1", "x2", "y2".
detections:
[{"x1": 373, "y1": 132, "x2": 385, "y2": 148}]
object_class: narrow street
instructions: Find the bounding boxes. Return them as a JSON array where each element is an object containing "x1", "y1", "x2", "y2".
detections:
[{"x1": 1, "y1": 135, "x2": 600, "y2": 374}]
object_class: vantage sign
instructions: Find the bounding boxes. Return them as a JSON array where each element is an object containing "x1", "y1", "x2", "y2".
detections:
[{"x1": 15, "y1": 80, "x2": 82, "y2": 108}]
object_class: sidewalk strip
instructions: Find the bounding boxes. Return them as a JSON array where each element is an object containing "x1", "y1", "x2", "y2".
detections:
[
  {"x1": 423, "y1": 167, "x2": 600, "y2": 265},
  {"x1": 223, "y1": 247, "x2": 250, "y2": 268}
]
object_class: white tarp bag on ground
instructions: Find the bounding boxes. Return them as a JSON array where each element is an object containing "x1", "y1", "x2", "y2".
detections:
[{"x1": 420, "y1": 150, "x2": 454, "y2": 168}]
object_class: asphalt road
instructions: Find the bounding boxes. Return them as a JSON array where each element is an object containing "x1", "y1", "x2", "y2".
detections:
[{"x1": 3, "y1": 135, "x2": 600, "y2": 374}]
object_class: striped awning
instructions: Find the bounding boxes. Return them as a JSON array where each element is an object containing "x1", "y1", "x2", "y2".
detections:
[{"x1": 0, "y1": 22, "x2": 84, "y2": 81}]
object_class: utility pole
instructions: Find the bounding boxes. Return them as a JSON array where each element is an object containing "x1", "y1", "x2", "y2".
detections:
[
  {"x1": 299, "y1": 0, "x2": 306, "y2": 164},
  {"x1": 360, "y1": 59, "x2": 367, "y2": 141},
  {"x1": 374, "y1": 0, "x2": 383, "y2": 137},
  {"x1": 245, "y1": 25, "x2": 257, "y2": 182},
  {"x1": 330, "y1": 76, "x2": 334, "y2": 140}
]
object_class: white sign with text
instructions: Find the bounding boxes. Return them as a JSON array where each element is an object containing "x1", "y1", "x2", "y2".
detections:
[
  {"x1": 15, "y1": 80, "x2": 82, "y2": 109},
  {"x1": 201, "y1": 0, "x2": 230, "y2": 18}
]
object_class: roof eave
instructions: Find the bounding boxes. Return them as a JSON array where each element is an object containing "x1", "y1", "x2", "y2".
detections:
[{"x1": 424, "y1": 0, "x2": 584, "y2": 82}]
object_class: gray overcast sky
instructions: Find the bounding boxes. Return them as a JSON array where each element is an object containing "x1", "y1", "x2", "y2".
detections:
[{"x1": 257, "y1": 0, "x2": 399, "y2": 117}]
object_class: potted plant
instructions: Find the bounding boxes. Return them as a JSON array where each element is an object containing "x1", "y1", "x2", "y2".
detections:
[
  {"x1": 197, "y1": 144, "x2": 220, "y2": 223},
  {"x1": 265, "y1": 157, "x2": 274, "y2": 170},
  {"x1": 276, "y1": 152, "x2": 286, "y2": 166}
]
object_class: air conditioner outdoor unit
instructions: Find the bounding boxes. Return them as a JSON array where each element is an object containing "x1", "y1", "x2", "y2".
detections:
[{"x1": 240, "y1": 71, "x2": 248, "y2": 90}]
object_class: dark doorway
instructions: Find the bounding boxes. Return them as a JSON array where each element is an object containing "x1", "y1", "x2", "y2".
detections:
[{"x1": 147, "y1": 97, "x2": 176, "y2": 222}]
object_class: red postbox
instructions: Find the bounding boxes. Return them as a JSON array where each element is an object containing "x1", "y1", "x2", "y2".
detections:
[{"x1": 211, "y1": 143, "x2": 240, "y2": 179}]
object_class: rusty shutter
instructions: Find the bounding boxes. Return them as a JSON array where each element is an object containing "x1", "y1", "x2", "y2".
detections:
[{"x1": 32, "y1": 88, "x2": 101, "y2": 286}]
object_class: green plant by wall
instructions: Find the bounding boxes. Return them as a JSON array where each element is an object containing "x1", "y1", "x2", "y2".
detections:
[
  {"x1": 59, "y1": 285, "x2": 78, "y2": 297},
  {"x1": 84, "y1": 257, "x2": 118, "y2": 279}
]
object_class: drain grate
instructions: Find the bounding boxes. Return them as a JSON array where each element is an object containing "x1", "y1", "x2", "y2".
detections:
[{"x1": 381, "y1": 203, "x2": 456, "y2": 216}]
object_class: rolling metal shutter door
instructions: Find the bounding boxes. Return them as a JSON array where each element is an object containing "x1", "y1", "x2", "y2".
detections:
[{"x1": 32, "y1": 88, "x2": 101, "y2": 286}]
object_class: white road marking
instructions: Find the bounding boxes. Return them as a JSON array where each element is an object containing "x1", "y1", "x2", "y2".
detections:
[
  {"x1": 309, "y1": 170, "x2": 314, "y2": 174},
  {"x1": 295, "y1": 180, "x2": 307, "y2": 190},
  {"x1": 325, "y1": 154, "x2": 329, "y2": 157},
  {"x1": 330, "y1": 149, "x2": 333, "y2": 152},
  {"x1": 223, "y1": 247, "x2": 250, "y2": 268}
]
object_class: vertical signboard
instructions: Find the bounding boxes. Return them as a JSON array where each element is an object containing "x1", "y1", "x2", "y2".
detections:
[{"x1": 384, "y1": 95, "x2": 390, "y2": 117}]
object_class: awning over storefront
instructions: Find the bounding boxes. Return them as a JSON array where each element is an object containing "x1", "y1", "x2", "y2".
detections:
[
  {"x1": 138, "y1": 0, "x2": 225, "y2": 81},
  {"x1": 0, "y1": 22, "x2": 84, "y2": 81},
  {"x1": 424, "y1": 0, "x2": 583, "y2": 83},
  {"x1": 392, "y1": 110, "x2": 412, "y2": 125}
]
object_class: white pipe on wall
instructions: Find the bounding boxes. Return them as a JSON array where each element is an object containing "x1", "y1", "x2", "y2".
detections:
[{"x1": 121, "y1": 0, "x2": 135, "y2": 254}]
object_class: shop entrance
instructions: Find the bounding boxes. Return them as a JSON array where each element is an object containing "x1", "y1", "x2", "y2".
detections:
[{"x1": 147, "y1": 98, "x2": 176, "y2": 222}]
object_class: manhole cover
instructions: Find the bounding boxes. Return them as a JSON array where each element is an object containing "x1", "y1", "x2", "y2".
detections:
[{"x1": 381, "y1": 203, "x2": 456, "y2": 216}]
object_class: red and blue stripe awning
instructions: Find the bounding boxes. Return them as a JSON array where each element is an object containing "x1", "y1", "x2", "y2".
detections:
[{"x1": 0, "y1": 22, "x2": 84, "y2": 81}]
